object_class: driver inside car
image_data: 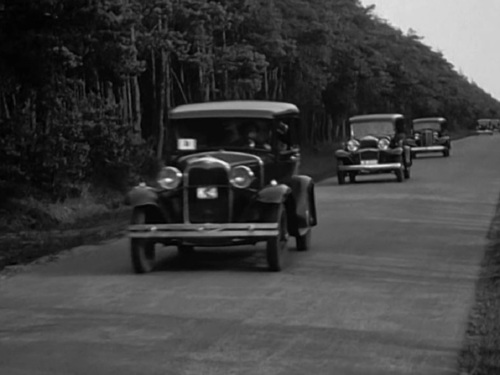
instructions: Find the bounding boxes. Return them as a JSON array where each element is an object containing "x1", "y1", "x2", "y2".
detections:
[{"x1": 243, "y1": 122, "x2": 271, "y2": 150}]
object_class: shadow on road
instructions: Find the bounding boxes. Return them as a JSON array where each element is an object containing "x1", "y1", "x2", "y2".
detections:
[
  {"x1": 153, "y1": 246, "x2": 270, "y2": 273},
  {"x1": 321, "y1": 176, "x2": 405, "y2": 186},
  {"x1": 413, "y1": 154, "x2": 449, "y2": 160}
]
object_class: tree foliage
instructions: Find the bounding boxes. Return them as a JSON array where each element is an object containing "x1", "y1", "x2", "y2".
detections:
[{"x1": 1, "y1": 0, "x2": 499, "y2": 199}]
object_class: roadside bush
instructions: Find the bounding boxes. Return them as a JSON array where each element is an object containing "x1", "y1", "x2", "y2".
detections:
[{"x1": 0, "y1": 99, "x2": 158, "y2": 203}]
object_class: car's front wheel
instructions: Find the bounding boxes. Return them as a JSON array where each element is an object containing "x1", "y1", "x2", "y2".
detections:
[
  {"x1": 404, "y1": 166, "x2": 410, "y2": 179},
  {"x1": 337, "y1": 171, "x2": 346, "y2": 185},
  {"x1": 130, "y1": 208, "x2": 156, "y2": 274},
  {"x1": 296, "y1": 229, "x2": 311, "y2": 251},
  {"x1": 266, "y1": 204, "x2": 289, "y2": 271},
  {"x1": 395, "y1": 168, "x2": 404, "y2": 182},
  {"x1": 443, "y1": 148, "x2": 450, "y2": 157}
]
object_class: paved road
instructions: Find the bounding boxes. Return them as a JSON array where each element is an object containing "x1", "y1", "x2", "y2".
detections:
[{"x1": 1, "y1": 134, "x2": 499, "y2": 375}]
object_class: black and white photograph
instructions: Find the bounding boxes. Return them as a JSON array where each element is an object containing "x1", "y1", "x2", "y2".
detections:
[{"x1": 1, "y1": 1, "x2": 499, "y2": 374}]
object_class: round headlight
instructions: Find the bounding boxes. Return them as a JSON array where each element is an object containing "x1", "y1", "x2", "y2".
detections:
[
  {"x1": 433, "y1": 131, "x2": 439, "y2": 138},
  {"x1": 157, "y1": 166, "x2": 182, "y2": 190},
  {"x1": 378, "y1": 138, "x2": 390, "y2": 150},
  {"x1": 230, "y1": 166, "x2": 255, "y2": 189},
  {"x1": 414, "y1": 133, "x2": 420, "y2": 140},
  {"x1": 347, "y1": 139, "x2": 360, "y2": 152}
]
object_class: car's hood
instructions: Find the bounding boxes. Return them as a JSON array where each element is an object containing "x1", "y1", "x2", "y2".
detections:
[{"x1": 174, "y1": 151, "x2": 264, "y2": 170}]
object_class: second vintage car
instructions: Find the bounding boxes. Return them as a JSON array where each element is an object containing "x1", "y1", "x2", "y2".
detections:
[
  {"x1": 407, "y1": 117, "x2": 451, "y2": 157},
  {"x1": 126, "y1": 101, "x2": 317, "y2": 273},
  {"x1": 335, "y1": 114, "x2": 412, "y2": 184},
  {"x1": 475, "y1": 119, "x2": 495, "y2": 135}
]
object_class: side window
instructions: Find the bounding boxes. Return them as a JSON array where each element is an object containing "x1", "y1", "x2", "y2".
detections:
[
  {"x1": 277, "y1": 121, "x2": 290, "y2": 151},
  {"x1": 395, "y1": 118, "x2": 406, "y2": 135},
  {"x1": 276, "y1": 117, "x2": 300, "y2": 151},
  {"x1": 288, "y1": 117, "x2": 301, "y2": 149}
]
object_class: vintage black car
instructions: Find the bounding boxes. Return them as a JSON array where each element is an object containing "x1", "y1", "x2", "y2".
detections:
[
  {"x1": 127, "y1": 101, "x2": 317, "y2": 273},
  {"x1": 335, "y1": 114, "x2": 412, "y2": 184},
  {"x1": 476, "y1": 119, "x2": 495, "y2": 135},
  {"x1": 408, "y1": 117, "x2": 451, "y2": 157}
]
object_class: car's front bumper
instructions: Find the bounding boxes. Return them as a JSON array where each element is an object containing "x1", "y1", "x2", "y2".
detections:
[
  {"x1": 411, "y1": 145, "x2": 446, "y2": 153},
  {"x1": 337, "y1": 162, "x2": 402, "y2": 172},
  {"x1": 129, "y1": 222, "x2": 279, "y2": 240},
  {"x1": 335, "y1": 148, "x2": 403, "y2": 158}
]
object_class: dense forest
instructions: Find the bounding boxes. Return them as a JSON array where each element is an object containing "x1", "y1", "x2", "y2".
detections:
[{"x1": 1, "y1": 0, "x2": 500, "y2": 200}]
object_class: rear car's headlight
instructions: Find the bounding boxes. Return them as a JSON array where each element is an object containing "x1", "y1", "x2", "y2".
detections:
[
  {"x1": 433, "y1": 131, "x2": 439, "y2": 139},
  {"x1": 347, "y1": 139, "x2": 360, "y2": 152},
  {"x1": 157, "y1": 166, "x2": 182, "y2": 190},
  {"x1": 378, "y1": 138, "x2": 390, "y2": 150},
  {"x1": 414, "y1": 133, "x2": 420, "y2": 140},
  {"x1": 230, "y1": 166, "x2": 255, "y2": 189}
]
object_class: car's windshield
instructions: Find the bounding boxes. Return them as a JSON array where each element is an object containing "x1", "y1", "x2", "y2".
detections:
[
  {"x1": 413, "y1": 122, "x2": 441, "y2": 132},
  {"x1": 172, "y1": 117, "x2": 272, "y2": 151},
  {"x1": 351, "y1": 121, "x2": 394, "y2": 138}
]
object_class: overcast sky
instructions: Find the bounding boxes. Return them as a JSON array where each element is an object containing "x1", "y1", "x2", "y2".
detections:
[{"x1": 358, "y1": 0, "x2": 500, "y2": 100}]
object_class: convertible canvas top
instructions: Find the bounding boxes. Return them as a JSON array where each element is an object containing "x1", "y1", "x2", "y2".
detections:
[
  {"x1": 413, "y1": 117, "x2": 446, "y2": 124},
  {"x1": 349, "y1": 113, "x2": 404, "y2": 123},
  {"x1": 169, "y1": 101, "x2": 300, "y2": 120}
]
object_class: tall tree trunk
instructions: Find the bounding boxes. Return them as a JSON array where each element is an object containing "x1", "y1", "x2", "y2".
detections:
[
  {"x1": 121, "y1": 84, "x2": 128, "y2": 124},
  {"x1": 131, "y1": 76, "x2": 141, "y2": 134},
  {"x1": 129, "y1": 24, "x2": 141, "y2": 134},
  {"x1": 222, "y1": 30, "x2": 229, "y2": 99},
  {"x1": 156, "y1": 18, "x2": 167, "y2": 158},
  {"x1": 263, "y1": 68, "x2": 269, "y2": 99},
  {"x1": 171, "y1": 68, "x2": 188, "y2": 104},
  {"x1": 1, "y1": 93, "x2": 10, "y2": 119},
  {"x1": 126, "y1": 78, "x2": 132, "y2": 126}
]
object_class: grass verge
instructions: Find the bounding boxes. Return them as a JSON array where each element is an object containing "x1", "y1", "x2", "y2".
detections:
[
  {"x1": 0, "y1": 207, "x2": 131, "y2": 270},
  {"x1": 458, "y1": 192, "x2": 500, "y2": 375}
]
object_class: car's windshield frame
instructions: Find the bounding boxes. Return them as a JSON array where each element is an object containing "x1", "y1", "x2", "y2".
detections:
[
  {"x1": 350, "y1": 121, "x2": 395, "y2": 138},
  {"x1": 413, "y1": 122, "x2": 442, "y2": 132},
  {"x1": 169, "y1": 117, "x2": 274, "y2": 153}
]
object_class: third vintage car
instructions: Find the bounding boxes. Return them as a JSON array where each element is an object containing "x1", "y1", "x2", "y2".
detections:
[
  {"x1": 476, "y1": 119, "x2": 496, "y2": 135},
  {"x1": 407, "y1": 117, "x2": 451, "y2": 157},
  {"x1": 335, "y1": 114, "x2": 412, "y2": 184},
  {"x1": 126, "y1": 100, "x2": 317, "y2": 273}
]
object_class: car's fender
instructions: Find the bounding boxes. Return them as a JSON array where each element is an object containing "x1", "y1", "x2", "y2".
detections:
[
  {"x1": 405, "y1": 138, "x2": 418, "y2": 147},
  {"x1": 126, "y1": 185, "x2": 159, "y2": 207},
  {"x1": 256, "y1": 184, "x2": 297, "y2": 235},
  {"x1": 383, "y1": 147, "x2": 403, "y2": 156},
  {"x1": 288, "y1": 175, "x2": 317, "y2": 229},
  {"x1": 126, "y1": 185, "x2": 167, "y2": 222},
  {"x1": 256, "y1": 184, "x2": 291, "y2": 204},
  {"x1": 403, "y1": 145, "x2": 412, "y2": 167},
  {"x1": 437, "y1": 136, "x2": 451, "y2": 146},
  {"x1": 335, "y1": 149, "x2": 350, "y2": 158}
]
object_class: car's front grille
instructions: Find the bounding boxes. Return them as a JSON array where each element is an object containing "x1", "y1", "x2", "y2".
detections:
[
  {"x1": 187, "y1": 187, "x2": 230, "y2": 223},
  {"x1": 359, "y1": 150, "x2": 379, "y2": 161},
  {"x1": 421, "y1": 130, "x2": 434, "y2": 146},
  {"x1": 359, "y1": 139, "x2": 378, "y2": 149},
  {"x1": 186, "y1": 166, "x2": 230, "y2": 223},
  {"x1": 188, "y1": 167, "x2": 227, "y2": 186}
]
